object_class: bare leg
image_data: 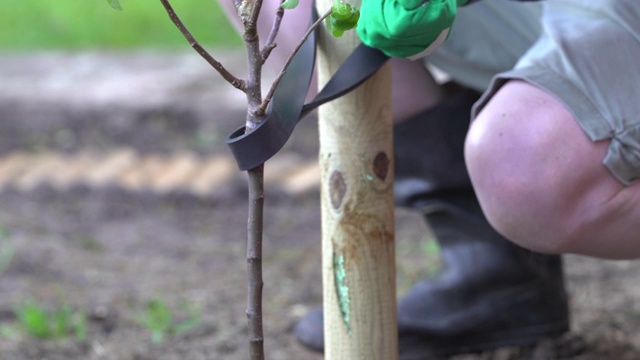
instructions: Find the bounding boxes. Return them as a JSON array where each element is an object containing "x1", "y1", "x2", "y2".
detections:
[
  {"x1": 217, "y1": 0, "x2": 444, "y2": 122},
  {"x1": 465, "y1": 80, "x2": 640, "y2": 259}
]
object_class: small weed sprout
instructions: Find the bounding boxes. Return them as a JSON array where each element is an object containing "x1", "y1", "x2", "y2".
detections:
[
  {"x1": 13, "y1": 300, "x2": 86, "y2": 341},
  {"x1": 135, "y1": 298, "x2": 201, "y2": 343}
]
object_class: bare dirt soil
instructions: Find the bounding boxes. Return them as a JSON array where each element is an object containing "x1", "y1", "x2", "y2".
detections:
[{"x1": 0, "y1": 52, "x2": 639, "y2": 360}]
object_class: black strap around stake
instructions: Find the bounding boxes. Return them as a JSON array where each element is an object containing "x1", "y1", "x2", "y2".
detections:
[{"x1": 225, "y1": 9, "x2": 389, "y2": 171}]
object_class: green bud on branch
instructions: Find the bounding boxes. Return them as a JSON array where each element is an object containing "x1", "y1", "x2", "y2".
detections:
[{"x1": 326, "y1": 0, "x2": 359, "y2": 37}]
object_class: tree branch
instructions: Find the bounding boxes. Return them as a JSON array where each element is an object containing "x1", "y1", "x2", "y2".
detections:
[
  {"x1": 159, "y1": 0, "x2": 246, "y2": 92},
  {"x1": 257, "y1": 8, "x2": 332, "y2": 116},
  {"x1": 241, "y1": 1, "x2": 264, "y2": 128},
  {"x1": 249, "y1": 0, "x2": 263, "y2": 31},
  {"x1": 260, "y1": 5, "x2": 285, "y2": 63},
  {"x1": 238, "y1": 0, "x2": 254, "y2": 26}
]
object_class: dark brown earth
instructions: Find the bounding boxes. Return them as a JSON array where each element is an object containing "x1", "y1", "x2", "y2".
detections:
[{"x1": 0, "y1": 51, "x2": 639, "y2": 360}]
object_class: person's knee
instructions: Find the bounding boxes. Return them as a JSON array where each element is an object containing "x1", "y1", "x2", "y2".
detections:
[
  {"x1": 464, "y1": 127, "x2": 570, "y2": 254},
  {"x1": 464, "y1": 81, "x2": 591, "y2": 254}
]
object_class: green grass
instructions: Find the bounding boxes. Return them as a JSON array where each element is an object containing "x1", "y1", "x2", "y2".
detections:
[
  {"x1": 0, "y1": 0, "x2": 242, "y2": 50},
  {"x1": 13, "y1": 300, "x2": 86, "y2": 341},
  {"x1": 135, "y1": 298, "x2": 201, "y2": 343}
]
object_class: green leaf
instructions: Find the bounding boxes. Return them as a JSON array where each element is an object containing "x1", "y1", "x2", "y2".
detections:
[
  {"x1": 173, "y1": 303, "x2": 201, "y2": 336},
  {"x1": 107, "y1": 0, "x2": 123, "y2": 11},
  {"x1": 72, "y1": 312, "x2": 87, "y2": 341},
  {"x1": 52, "y1": 306, "x2": 72, "y2": 337},
  {"x1": 136, "y1": 299, "x2": 173, "y2": 343},
  {"x1": 281, "y1": 0, "x2": 299, "y2": 10},
  {"x1": 15, "y1": 302, "x2": 50, "y2": 338}
]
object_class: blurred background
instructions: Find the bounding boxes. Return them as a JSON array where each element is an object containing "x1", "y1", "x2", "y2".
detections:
[
  {"x1": 0, "y1": 2, "x2": 639, "y2": 360},
  {"x1": 0, "y1": 0, "x2": 241, "y2": 49}
]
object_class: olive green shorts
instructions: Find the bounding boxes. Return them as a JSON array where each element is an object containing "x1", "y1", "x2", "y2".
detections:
[{"x1": 428, "y1": 0, "x2": 640, "y2": 185}]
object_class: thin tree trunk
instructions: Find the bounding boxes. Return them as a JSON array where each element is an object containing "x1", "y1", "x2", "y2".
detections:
[
  {"x1": 243, "y1": 1, "x2": 266, "y2": 355},
  {"x1": 315, "y1": 0, "x2": 398, "y2": 358},
  {"x1": 246, "y1": 164, "x2": 265, "y2": 360}
]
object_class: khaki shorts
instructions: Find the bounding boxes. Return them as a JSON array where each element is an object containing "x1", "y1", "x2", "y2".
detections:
[{"x1": 429, "y1": 0, "x2": 640, "y2": 185}]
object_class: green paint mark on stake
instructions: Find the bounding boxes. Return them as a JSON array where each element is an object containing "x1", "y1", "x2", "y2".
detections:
[{"x1": 333, "y1": 253, "x2": 352, "y2": 335}]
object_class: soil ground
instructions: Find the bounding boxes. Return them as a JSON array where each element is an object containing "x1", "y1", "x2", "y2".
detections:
[{"x1": 0, "y1": 51, "x2": 639, "y2": 360}]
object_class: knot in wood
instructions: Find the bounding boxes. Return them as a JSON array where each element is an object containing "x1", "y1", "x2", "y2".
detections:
[
  {"x1": 373, "y1": 152, "x2": 389, "y2": 181},
  {"x1": 329, "y1": 170, "x2": 347, "y2": 209}
]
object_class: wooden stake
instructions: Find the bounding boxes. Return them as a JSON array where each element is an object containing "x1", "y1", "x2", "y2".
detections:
[{"x1": 315, "y1": 1, "x2": 398, "y2": 358}]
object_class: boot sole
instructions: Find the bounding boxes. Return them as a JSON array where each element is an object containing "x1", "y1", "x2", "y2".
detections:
[{"x1": 400, "y1": 319, "x2": 570, "y2": 359}]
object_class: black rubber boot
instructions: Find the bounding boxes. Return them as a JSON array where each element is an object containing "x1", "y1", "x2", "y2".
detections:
[
  {"x1": 397, "y1": 194, "x2": 569, "y2": 358},
  {"x1": 294, "y1": 88, "x2": 570, "y2": 358}
]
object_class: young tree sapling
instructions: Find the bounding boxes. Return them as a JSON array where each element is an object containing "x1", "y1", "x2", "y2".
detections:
[{"x1": 108, "y1": 0, "x2": 359, "y2": 358}]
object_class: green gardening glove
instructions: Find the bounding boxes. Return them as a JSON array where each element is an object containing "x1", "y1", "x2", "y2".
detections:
[{"x1": 357, "y1": 0, "x2": 469, "y2": 59}]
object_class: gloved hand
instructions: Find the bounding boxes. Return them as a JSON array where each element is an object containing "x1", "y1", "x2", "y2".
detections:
[{"x1": 357, "y1": 0, "x2": 469, "y2": 59}]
